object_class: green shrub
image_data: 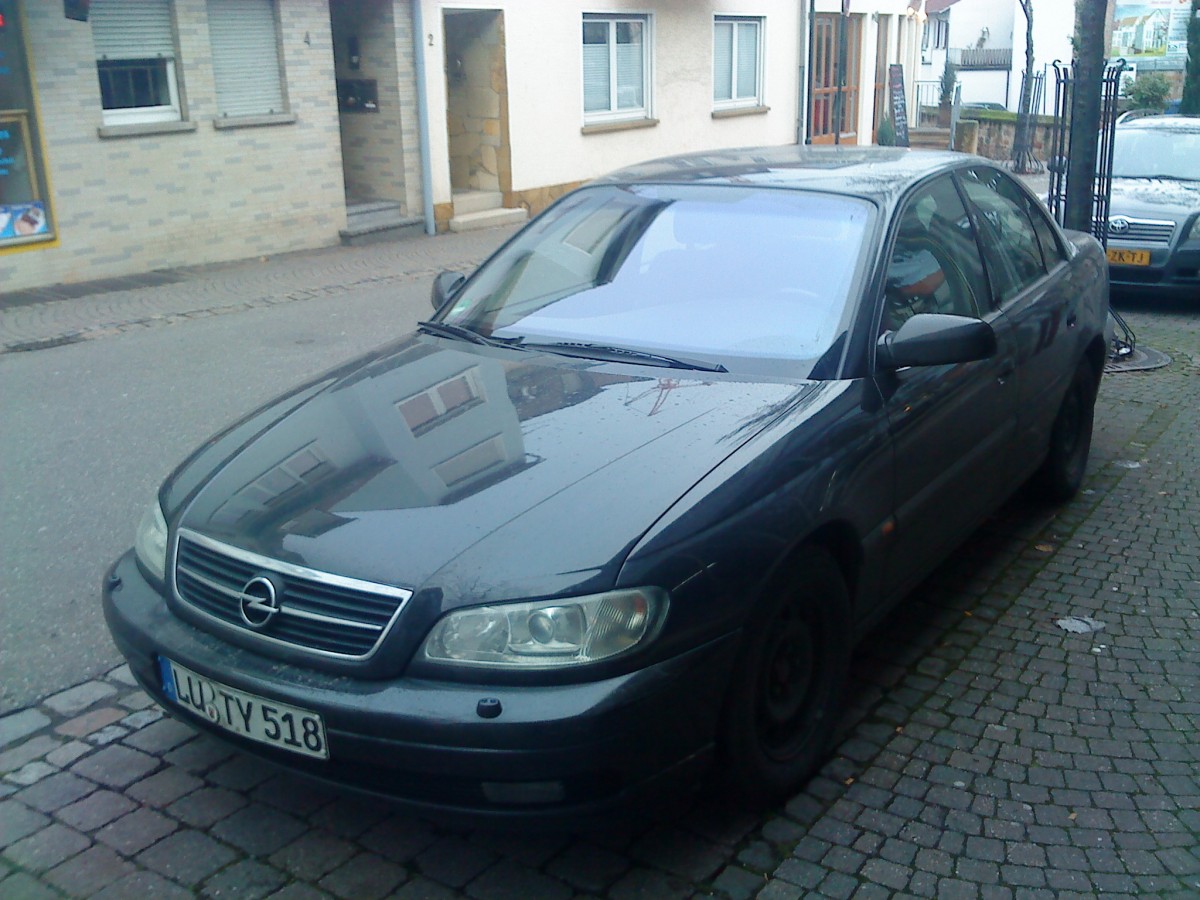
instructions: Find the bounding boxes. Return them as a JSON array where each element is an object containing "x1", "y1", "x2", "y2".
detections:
[
  {"x1": 1125, "y1": 73, "x2": 1172, "y2": 111},
  {"x1": 939, "y1": 62, "x2": 958, "y2": 106},
  {"x1": 877, "y1": 116, "x2": 897, "y2": 146}
]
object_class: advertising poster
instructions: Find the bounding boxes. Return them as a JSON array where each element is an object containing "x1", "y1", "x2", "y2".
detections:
[
  {"x1": 1111, "y1": 0, "x2": 1194, "y2": 59},
  {"x1": 1, "y1": 3, "x2": 55, "y2": 248}
]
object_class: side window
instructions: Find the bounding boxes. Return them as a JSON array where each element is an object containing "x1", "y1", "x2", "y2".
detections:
[
  {"x1": 583, "y1": 13, "x2": 651, "y2": 123},
  {"x1": 957, "y1": 167, "x2": 1048, "y2": 304},
  {"x1": 91, "y1": 0, "x2": 183, "y2": 126},
  {"x1": 1026, "y1": 199, "x2": 1069, "y2": 269},
  {"x1": 883, "y1": 176, "x2": 989, "y2": 332},
  {"x1": 714, "y1": 17, "x2": 764, "y2": 110}
]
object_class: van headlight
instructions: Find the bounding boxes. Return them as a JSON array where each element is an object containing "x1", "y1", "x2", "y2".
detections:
[
  {"x1": 134, "y1": 500, "x2": 169, "y2": 584},
  {"x1": 420, "y1": 588, "x2": 668, "y2": 669}
]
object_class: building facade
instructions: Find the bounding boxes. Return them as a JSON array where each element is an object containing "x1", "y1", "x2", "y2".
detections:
[{"x1": 4, "y1": 0, "x2": 922, "y2": 295}]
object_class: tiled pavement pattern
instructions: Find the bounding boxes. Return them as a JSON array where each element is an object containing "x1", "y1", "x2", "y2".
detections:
[{"x1": 3, "y1": 256, "x2": 1199, "y2": 896}]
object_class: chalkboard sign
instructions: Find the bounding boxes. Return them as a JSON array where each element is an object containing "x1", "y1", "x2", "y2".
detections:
[{"x1": 888, "y1": 64, "x2": 910, "y2": 148}]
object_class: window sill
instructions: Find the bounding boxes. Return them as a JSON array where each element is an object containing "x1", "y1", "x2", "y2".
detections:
[
  {"x1": 212, "y1": 112, "x2": 297, "y2": 131},
  {"x1": 98, "y1": 120, "x2": 198, "y2": 139},
  {"x1": 712, "y1": 105, "x2": 770, "y2": 120},
  {"x1": 581, "y1": 117, "x2": 659, "y2": 136}
]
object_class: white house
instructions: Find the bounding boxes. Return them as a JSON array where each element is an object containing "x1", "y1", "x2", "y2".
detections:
[
  {"x1": 917, "y1": 0, "x2": 1077, "y2": 114},
  {"x1": 3, "y1": 0, "x2": 928, "y2": 295}
]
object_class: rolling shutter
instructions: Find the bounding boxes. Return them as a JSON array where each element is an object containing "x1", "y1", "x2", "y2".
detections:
[
  {"x1": 207, "y1": 0, "x2": 286, "y2": 117},
  {"x1": 736, "y1": 22, "x2": 759, "y2": 100},
  {"x1": 714, "y1": 21, "x2": 733, "y2": 100},
  {"x1": 92, "y1": 0, "x2": 175, "y2": 60}
]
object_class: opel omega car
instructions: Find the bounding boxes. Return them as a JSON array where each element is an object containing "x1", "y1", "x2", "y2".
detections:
[
  {"x1": 104, "y1": 147, "x2": 1110, "y2": 818},
  {"x1": 1106, "y1": 115, "x2": 1200, "y2": 299}
]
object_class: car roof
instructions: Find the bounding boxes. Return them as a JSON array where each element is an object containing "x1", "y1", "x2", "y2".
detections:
[
  {"x1": 594, "y1": 145, "x2": 986, "y2": 207},
  {"x1": 1117, "y1": 114, "x2": 1200, "y2": 133}
]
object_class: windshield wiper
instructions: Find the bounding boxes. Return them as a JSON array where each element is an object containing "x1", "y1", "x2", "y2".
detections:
[
  {"x1": 417, "y1": 321, "x2": 524, "y2": 349},
  {"x1": 522, "y1": 341, "x2": 727, "y2": 373}
]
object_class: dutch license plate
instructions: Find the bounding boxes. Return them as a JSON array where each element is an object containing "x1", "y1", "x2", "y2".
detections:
[
  {"x1": 1107, "y1": 248, "x2": 1151, "y2": 266},
  {"x1": 159, "y1": 658, "x2": 328, "y2": 759}
]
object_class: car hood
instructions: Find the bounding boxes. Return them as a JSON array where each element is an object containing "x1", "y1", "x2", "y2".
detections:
[
  {"x1": 1109, "y1": 177, "x2": 1200, "y2": 223},
  {"x1": 174, "y1": 336, "x2": 808, "y2": 602}
]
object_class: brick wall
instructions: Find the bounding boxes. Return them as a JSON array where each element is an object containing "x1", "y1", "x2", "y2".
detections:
[{"x1": 2, "y1": 0, "x2": 346, "y2": 293}]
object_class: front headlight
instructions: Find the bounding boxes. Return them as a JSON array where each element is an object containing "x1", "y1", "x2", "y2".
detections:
[
  {"x1": 1184, "y1": 217, "x2": 1200, "y2": 244},
  {"x1": 420, "y1": 588, "x2": 668, "y2": 669},
  {"x1": 134, "y1": 500, "x2": 168, "y2": 584}
]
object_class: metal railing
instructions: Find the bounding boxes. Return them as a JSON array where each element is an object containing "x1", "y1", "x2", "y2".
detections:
[{"x1": 948, "y1": 47, "x2": 1014, "y2": 69}]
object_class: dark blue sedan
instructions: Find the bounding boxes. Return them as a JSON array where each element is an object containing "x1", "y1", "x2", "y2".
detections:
[{"x1": 104, "y1": 147, "x2": 1110, "y2": 820}]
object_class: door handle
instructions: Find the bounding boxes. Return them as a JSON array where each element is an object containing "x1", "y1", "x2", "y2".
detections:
[
  {"x1": 998, "y1": 367, "x2": 1014, "y2": 385},
  {"x1": 1066, "y1": 313, "x2": 1077, "y2": 328}
]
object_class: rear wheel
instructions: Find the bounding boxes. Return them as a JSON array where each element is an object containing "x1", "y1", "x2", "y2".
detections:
[
  {"x1": 1033, "y1": 361, "x2": 1098, "y2": 503},
  {"x1": 719, "y1": 547, "x2": 852, "y2": 806}
]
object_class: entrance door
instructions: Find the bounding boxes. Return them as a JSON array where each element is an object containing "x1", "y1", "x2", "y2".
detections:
[
  {"x1": 809, "y1": 13, "x2": 862, "y2": 145},
  {"x1": 443, "y1": 10, "x2": 510, "y2": 198}
]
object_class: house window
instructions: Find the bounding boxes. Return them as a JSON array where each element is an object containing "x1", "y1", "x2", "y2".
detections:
[
  {"x1": 206, "y1": 0, "x2": 287, "y2": 118},
  {"x1": 714, "y1": 17, "x2": 763, "y2": 108},
  {"x1": 91, "y1": 0, "x2": 181, "y2": 125},
  {"x1": 582, "y1": 13, "x2": 650, "y2": 121}
]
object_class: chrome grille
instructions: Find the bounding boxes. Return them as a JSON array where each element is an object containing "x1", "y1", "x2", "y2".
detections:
[
  {"x1": 1108, "y1": 216, "x2": 1175, "y2": 244},
  {"x1": 173, "y1": 530, "x2": 412, "y2": 659}
]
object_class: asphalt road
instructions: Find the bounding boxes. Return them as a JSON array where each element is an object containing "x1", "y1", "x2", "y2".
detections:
[{"x1": 0, "y1": 279, "x2": 435, "y2": 713}]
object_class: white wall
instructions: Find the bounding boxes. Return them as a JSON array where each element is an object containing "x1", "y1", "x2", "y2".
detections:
[{"x1": 420, "y1": 1, "x2": 803, "y2": 204}]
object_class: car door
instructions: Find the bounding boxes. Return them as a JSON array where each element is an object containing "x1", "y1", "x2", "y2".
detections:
[
  {"x1": 955, "y1": 166, "x2": 1077, "y2": 483},
  {"x1": 873, "y1": 174, "x2": 1020, "y2": 597}
]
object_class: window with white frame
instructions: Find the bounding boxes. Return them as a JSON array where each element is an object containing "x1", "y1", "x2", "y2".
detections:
[
  {"x1": 206, "y1": 0, "x2": 287, "y2": 118},
  {"x1": 91, "y1": 0, "x2": 182, "y2": 125},
  {"x1": 714, "y1": 16, "x2": 763, "y2": 108},
  {"x1": 582, "y1": 13, "x2": 651, "y2": 121}
]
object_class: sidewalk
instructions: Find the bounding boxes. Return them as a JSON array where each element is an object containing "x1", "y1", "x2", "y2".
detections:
[
  {"x1": 1, "y1": 225, "x2": 520, "y2": 355},
  {"x1": 0, "y1": 165, "x2": 1061, "y2": 356}
]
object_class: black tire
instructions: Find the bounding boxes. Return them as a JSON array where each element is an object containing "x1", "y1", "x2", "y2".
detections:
[
  {"x1": 719, "y1": 547, "x2": 852, "y2": 806},
  {"x1": 1034, "y1": 361, "x2": 1098, "y2": 503}
]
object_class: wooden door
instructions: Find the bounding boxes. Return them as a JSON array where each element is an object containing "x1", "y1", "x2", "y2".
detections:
[{"x1": 809, "y1": 13, "x2": 862, "y2": 145}]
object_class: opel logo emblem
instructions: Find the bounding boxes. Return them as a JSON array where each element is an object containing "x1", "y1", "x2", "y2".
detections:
[
  {"x1": 238, "y1": 575, "x2": 280, "y2": 629},
  {"x1": 1108, "y1": 216, "x2": 1130, "y2": 235}
]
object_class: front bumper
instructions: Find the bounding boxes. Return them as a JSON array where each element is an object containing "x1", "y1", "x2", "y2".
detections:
[
  {"x1": 102, "y1": 552, "x2": 739, "y2": 822},
  {"x1": 1108, "y1": 242, "x2": 1200, "y2": 299}
]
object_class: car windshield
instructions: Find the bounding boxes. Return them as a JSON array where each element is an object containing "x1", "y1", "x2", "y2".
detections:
[
  {"x1": 440, "y1": 184, "x2": 872, "y2": 375},
  {"x1": 1112, "y1": 123, "x2": 1200, "y2": 180}
]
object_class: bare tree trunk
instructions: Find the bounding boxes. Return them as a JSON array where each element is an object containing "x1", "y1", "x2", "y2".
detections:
[
  {"x1": 1012, "y1": 0, "x2": 1039, "y2": 172},
  {"x1": 1064, "y1": 0, "x2": 1107, "y2": 233}
]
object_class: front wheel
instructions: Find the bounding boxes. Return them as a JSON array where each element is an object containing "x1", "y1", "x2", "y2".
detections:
[
  {"x1": 719, "y1": 547, "x2": 852, "y2": 806},
  {"x1": 1033, "y1": 361, "x2": 1098, "y2": 503}
]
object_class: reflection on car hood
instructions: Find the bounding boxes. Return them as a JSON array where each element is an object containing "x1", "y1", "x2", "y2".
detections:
[
  {"x1": 176, "y1": 337, "x2": 812, "y2": 598},
  {"x1": 1109, "y1": 177, "x2": 1200, "y2": 222}
]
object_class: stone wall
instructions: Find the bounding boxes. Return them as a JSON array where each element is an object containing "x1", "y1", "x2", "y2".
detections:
[{"x1": 968, "y1": 114, "x2": 1059, "y2": 164}]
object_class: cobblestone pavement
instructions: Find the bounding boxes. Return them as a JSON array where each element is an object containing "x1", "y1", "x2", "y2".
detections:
[{"x1": 2, "y1": 227, "x2": 1199, "y2": 898}]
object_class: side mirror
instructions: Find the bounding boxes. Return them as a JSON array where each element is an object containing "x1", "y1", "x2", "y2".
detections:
[
  {"x1": 431, "y1": 271, "x2": 467, "y2": 311},
  {"x1": 877, "y1": 313, "x2": 996, "y2": 369}
]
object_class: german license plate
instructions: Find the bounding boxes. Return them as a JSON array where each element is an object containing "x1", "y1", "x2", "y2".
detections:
[
  {"x1": 159, "y1": 658, "x2": 328, "y2": 759},
  {"x1": 1107, "y1": 248, "x2": 1151, "y2": 266}
]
